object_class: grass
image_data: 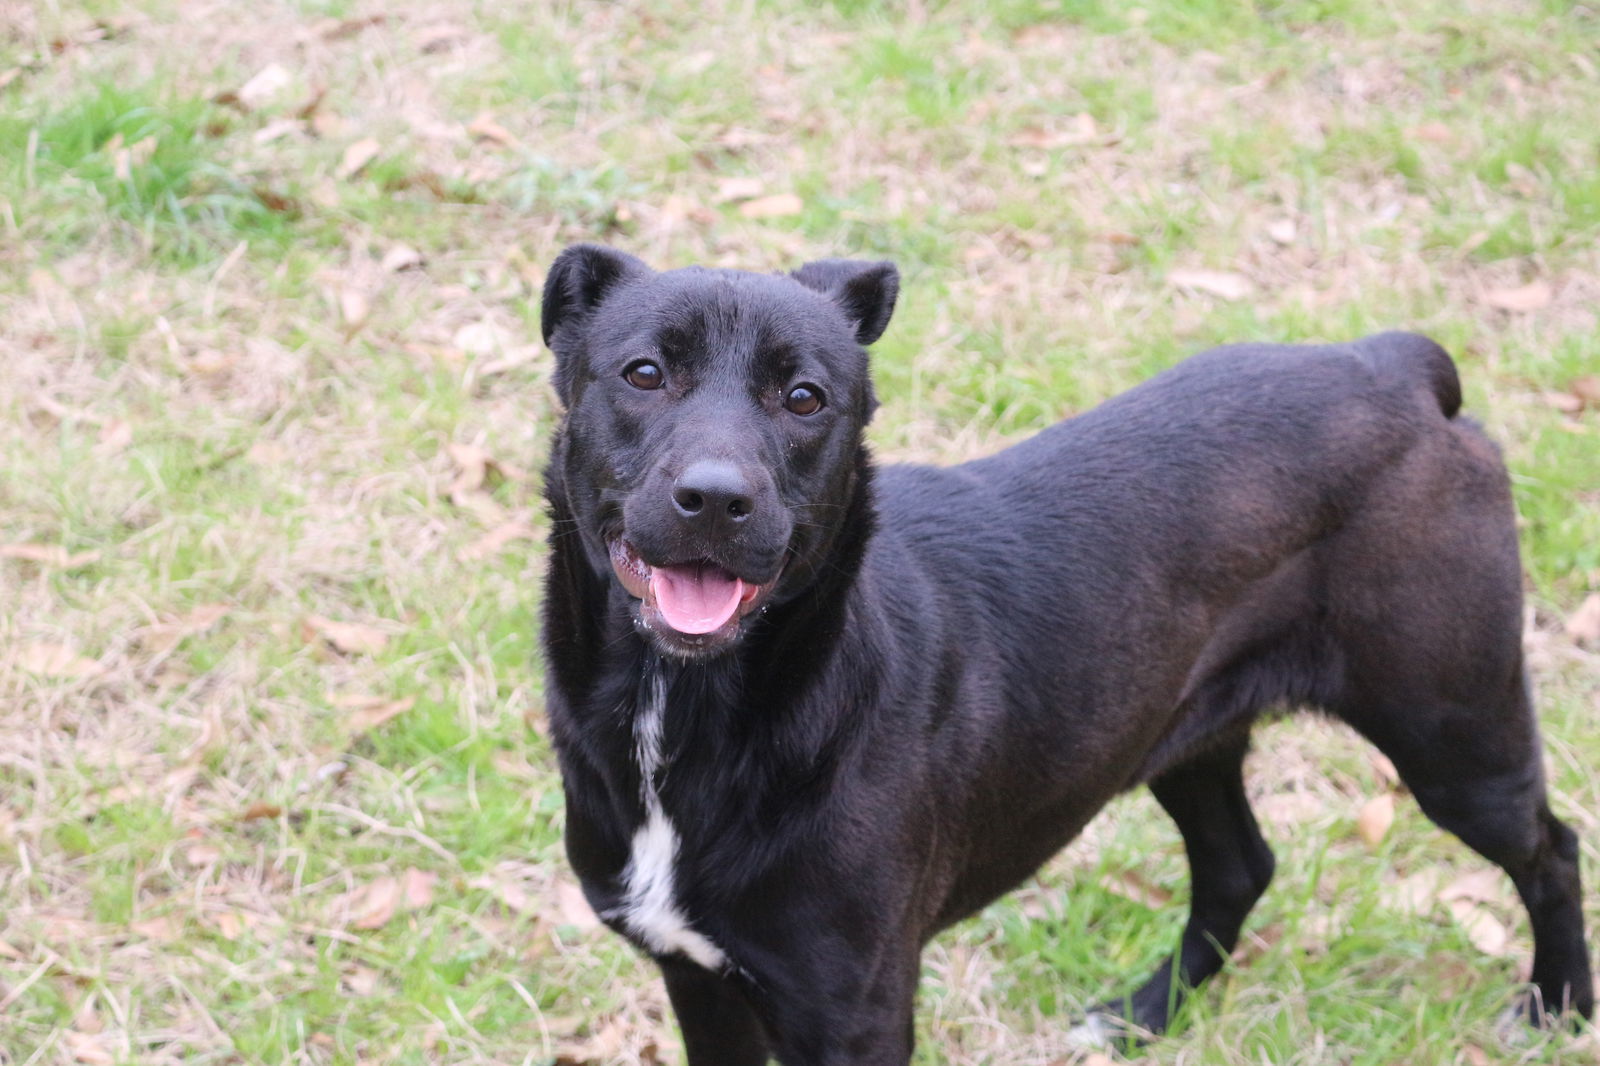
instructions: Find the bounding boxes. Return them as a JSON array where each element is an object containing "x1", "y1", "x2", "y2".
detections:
[{"x1": 1, "y1": 0, "x2": 1598, "y2": 1063}]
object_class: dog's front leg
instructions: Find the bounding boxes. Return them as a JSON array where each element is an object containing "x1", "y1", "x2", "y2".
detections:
[{"x1": 660, "y1": 956, "x2": 772, "y2": 1065}]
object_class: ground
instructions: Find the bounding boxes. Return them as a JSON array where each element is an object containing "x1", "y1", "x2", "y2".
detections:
[{"x1": 1, "y1": 1, "x2": 1598, "y2": 1064}]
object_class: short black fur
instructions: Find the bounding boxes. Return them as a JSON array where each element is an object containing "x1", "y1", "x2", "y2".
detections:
[{"x1": 538, "y1": 246, "x2": 1592, "y2": 1064}]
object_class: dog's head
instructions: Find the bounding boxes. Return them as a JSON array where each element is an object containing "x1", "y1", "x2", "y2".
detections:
[{"x1": 541, "y1": 245, "x2": 897, "y2": 660}]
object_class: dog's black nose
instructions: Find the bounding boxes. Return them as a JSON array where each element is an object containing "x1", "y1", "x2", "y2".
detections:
[{"x1": 672, "y1": 460, "x2": 755, "y2": 530}]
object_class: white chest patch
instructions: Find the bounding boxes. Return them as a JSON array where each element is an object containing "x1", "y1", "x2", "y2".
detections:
[{"x1": 611, "y1": 672, "x2": 727, "y2": 971}]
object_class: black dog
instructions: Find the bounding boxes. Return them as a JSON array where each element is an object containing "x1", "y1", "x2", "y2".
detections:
[{"x1": 538, "y1": 245, "x2": 1591, "y2": 1064}]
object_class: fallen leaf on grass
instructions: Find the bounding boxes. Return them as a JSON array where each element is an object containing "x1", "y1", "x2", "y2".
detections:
[
  {"x1": 1448, "y1": 899, "x2": 1510, "y2": 956},
  {"x1": 184, "y1": 842, "x2": 222, "y2": 866},
  {"x1": 1408, "y1": 122, "x2": 1454, "y2": 143},
  {"x1": 137, "y1": 603, "x2": 231, "y2": 656},
  {"x1": 128, "y1": 916, "x2": 179, "y2": 942},
  {"x1": 304, "y1": 615, "x2": 390, "y2": 656},
  {"x1": 342, "y1": 964, "x2": 381, "y2": 995},
  {"x1": 1439, "y1": 868, "x2": 1509, "y2": 906},
  {"x1": 338, "y1": 288, "x2": 370, "y2": 332},
  {"x1": 381, "y1": 243, "x2": 424, "y2": 272},
  {"x1": 239, "y1": 801, "x2": 283, "y2": 822},
  {"x1": 1167, "y1": 268, "x2": 1254, "y2": 301},
  {"x1": 555, "y1": 878, "x2": 601, "y2": 930},
  {"x1": 467, "y1": 112, "x2": 518, "y2": 147},
  {"x1": 1356, "y1": 793, "x2": 1395, "y2": 849},
  {"x1": 236, "y1": 62, "x2": 293, "y2": 111},
  {"x1": 1481, "y1": 280, "x2": 1551, "y2": 313},
  {"x1": 1543, "y1": 390, "x2": 1584, "y2": 415},
  {"x1": 471, "y1": 874, "x2": 538, "y2": 915},
  {"x1": 345, "y1": 867, "x2": 437, "y2": 930},
  {"x1": 0, "y1": 543, "x2": 100, "y2": 568},
  {"x1": 95, "y1": 418, "x2": 132, "y2": 455},
  {"x1": 1267, "y1": 218, "x2": 1297, "y2": 245},
  {"x1": 1564, "y1": 594, "x2": 1600, "y2": 647},
  {"x1": 350, "y1": 877, "x2": 402, "y2": 930},
  {"x1": 62, "y1": 1031, "x2": 113, "y2": 1065},
  {"x1": 1570, "y1": 375, "x2": 1600, "y2": 409},
  {"x1": 17, "y1": 642, "x2": 98, "y2": 678},
  {"x1": 714, "y1": 176, "x2": 764, "y2": 203},
  {"x1": 739, "y1": 193, "x2": 804, "y2": 219},
  {"x1": 461, "y1": 520, "x2": 536, "y2": 560},
  {"x1": 1100, "y1": 868, "x2": 1173, "y2": 909},
  {"x1": 341, "y1": 694, "x2": 416, "y2": 734},
  {"x1": 335, "y1": 137, "x2": 381, "y2": 180},
  {"x1": 451, "y1": 320, "x2": 507, "y2": 356}
]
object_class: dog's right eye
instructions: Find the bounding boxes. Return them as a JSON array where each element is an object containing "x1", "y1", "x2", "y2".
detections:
[{"x1": 623, "y1": 361, "x2": 665, "y2": 391}]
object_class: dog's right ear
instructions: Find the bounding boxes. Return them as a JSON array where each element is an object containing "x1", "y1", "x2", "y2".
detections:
[
  {"x1": 541, "y1": 244, "x2": 649, "y2": 346},
  {"x1": 541, "y1": 245, "x2": 650, "y2": 405}
]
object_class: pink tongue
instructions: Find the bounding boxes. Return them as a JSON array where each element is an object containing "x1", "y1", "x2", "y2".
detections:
[{"x1": 651, "y1": 563, "x2": 745, "y2": 635}]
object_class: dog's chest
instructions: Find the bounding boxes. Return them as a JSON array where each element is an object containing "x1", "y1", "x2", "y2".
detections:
[{"x1": 606, "y1": 671, "x2": 727, "y2": 971}]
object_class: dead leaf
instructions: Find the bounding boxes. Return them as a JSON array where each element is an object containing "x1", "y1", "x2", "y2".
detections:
[
  {"x1": 129, "y1": 916, "x2": 179, "y2": 941},
  {"x1": 1100, "y1": 868, "x2": 1173, "y2": 909},
  {"x1": 1382, "y1": 870, "x2": 1441, "y2": 916},
  {"x1": 402, "y1": 867, "x2": 437, "y2": 909},
  {"x1": 1448, "y1": 899, "x2": 1510, "y2": 956},
  {"x1": 1543, "y1": 390, "x2": 1584, "y2": 415},
  {"x1": 95, "y1": 418, "x2": 132, "y2": 455},
  {"x1": 1356, "y1": 793, "x2": 1395, "y2": 849},
  {"x1": 447, "y1": 442, "x2": 492, "y2": 495},
  {"x1": 17, "y1": 641, "x2": 98, "y2": 678},
  {"x1": 471, "y1": 874, "x2": 539, "y2": 915},
  {"x1": 304, "y1": 615, "x2": 390, "y2": 656},
  {"x1": 344, "y1": 694, "x2": 416, "y2": 734},
  {"x1": 1080, "y1": 1054, "x2": 1119, "y2": 1066},
  {"x1": 381, "y1": 243, "x2": 425, "y2": 272},
  {"x1": 137, "y1": 602, "x2": 231, "y2": 656},
  {"x1": 1267, "y1": 218, "x2": 1297, "y2": 245},
  {"x1": 467, "y1": 112, "x2": 518, "y2": 147},
  {"x1": 1481, "y1": 280, "x2": 1551, "y2": 313},
  {"x1": 554, "y1": 1015, "x2": 630, "y2": 1065},
  {"x1": 350, "y1": 876, "x2": 403, "y2": 930},
  {"x1": 211, "y1": 911, "x2": 249, "y2": 941},
  {"x1": 343, "y1": 963, "x2": 381, "y2": 995},
  {"x1": 1408, "y1": 122, "x2": 1454, "y2": 143},
  {"x1": 62, "y1": 1031, "x2": 113, "y2": 1065},
  {"x1": 0, "y1": 543, "x2": 100, "y2": 568},
  {"x1": 1570, "y1": 375, "x2": 1600, "y2": 409},
  {"x1": 1168, "y1": 268, "x2": 1254, "y2": 301},
  {"x1": 462, "y1": 520, "x2": 536, "y2": 560},
  {"x1": 1463, "y1": 1046, "x2": 1490, "y2": 1066},
  {"x1": 1564, "y1": 594, "x2": 1600, "y2": 647},
  {"x1": 1370, "y1": 752, "x2": 1399, "y2": 788},
  {"x1": 335, "y1": 137, "x2": 381, "y2": 180},
  {"x1": 714, "y1": 176, "x2": 765, "y2": 203},
  {"x1": 184, "y1": 843, "x2": 222, "y2": 866},
  {"x1": 555, "y1": 879, "x2": 600, "y2": 930},
  {"x1": 1007, "y1": 113, "x2": 1097, "y2": 149},
  {"x1": 738, "y1": 193, "x2": 804, "y2": 219},
  {"x1": 237, "y1": 62, "x2": 293, "y2": 110},
  {"x1": 320, "y1": 14, "x2": 386, "y2": 40},
  {"x1": 414, "y1": 23, "x2": 469, "y2": 53},
  {"x1": 339, "y1": 288, "x2": 370, "y2": 331},
  {"x1": 239, "y1": 801, "x2": 283, "y2": 822},
  {"x1": 1440, "y1": 868, "x2": 1508, "y2": 906},
  {"x1": 452, "y1": 320, "x2": 506, "y2": 355}
]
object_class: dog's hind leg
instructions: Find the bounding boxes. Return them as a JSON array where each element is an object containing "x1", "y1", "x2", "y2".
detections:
[
  {"x1": 660, "y1": 957, "x2": 771, "y2": 1065},
  {"x1": 1341, "y1": 672, "x2": 1593, "y2": 1025},
  {"x1": 1084, "y1": 737, "x2": 1276, "y2": 1040}
]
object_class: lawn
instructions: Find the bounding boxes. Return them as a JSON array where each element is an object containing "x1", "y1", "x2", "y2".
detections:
[{"x1": 1, "y1": 1, "x2": 1597, "y2": 1063}]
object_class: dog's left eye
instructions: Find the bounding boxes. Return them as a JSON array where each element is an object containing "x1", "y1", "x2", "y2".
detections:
[
  {"x1": 785, "y1": 384, "x2": 824, "y2": 416},
  {"x1": 623, "y1": 360, "x2": 665, "y2": 390}
]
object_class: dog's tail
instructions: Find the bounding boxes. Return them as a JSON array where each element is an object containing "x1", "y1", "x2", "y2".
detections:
[{"x1": 1358, "y1": 330, "x2": 1462, "y2": 419}]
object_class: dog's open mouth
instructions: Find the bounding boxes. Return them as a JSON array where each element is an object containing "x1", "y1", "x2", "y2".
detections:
[{"x1": 607, "y1": 537, "x2": 774, "y2": 640}]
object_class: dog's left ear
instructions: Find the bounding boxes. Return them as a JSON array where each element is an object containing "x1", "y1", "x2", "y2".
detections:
[{"x1": 790, "y1": 259, "x2": 900, "y2": 346}]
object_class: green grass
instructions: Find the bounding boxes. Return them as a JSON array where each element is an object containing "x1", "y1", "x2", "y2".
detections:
[{"x1": 0, "y1": 0, "x2": 1597, "y2": 1063}]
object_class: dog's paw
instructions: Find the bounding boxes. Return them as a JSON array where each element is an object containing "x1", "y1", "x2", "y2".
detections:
[{"x1": 1064, "y1": 1010, "x2": 1147, "y2": 1057}]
